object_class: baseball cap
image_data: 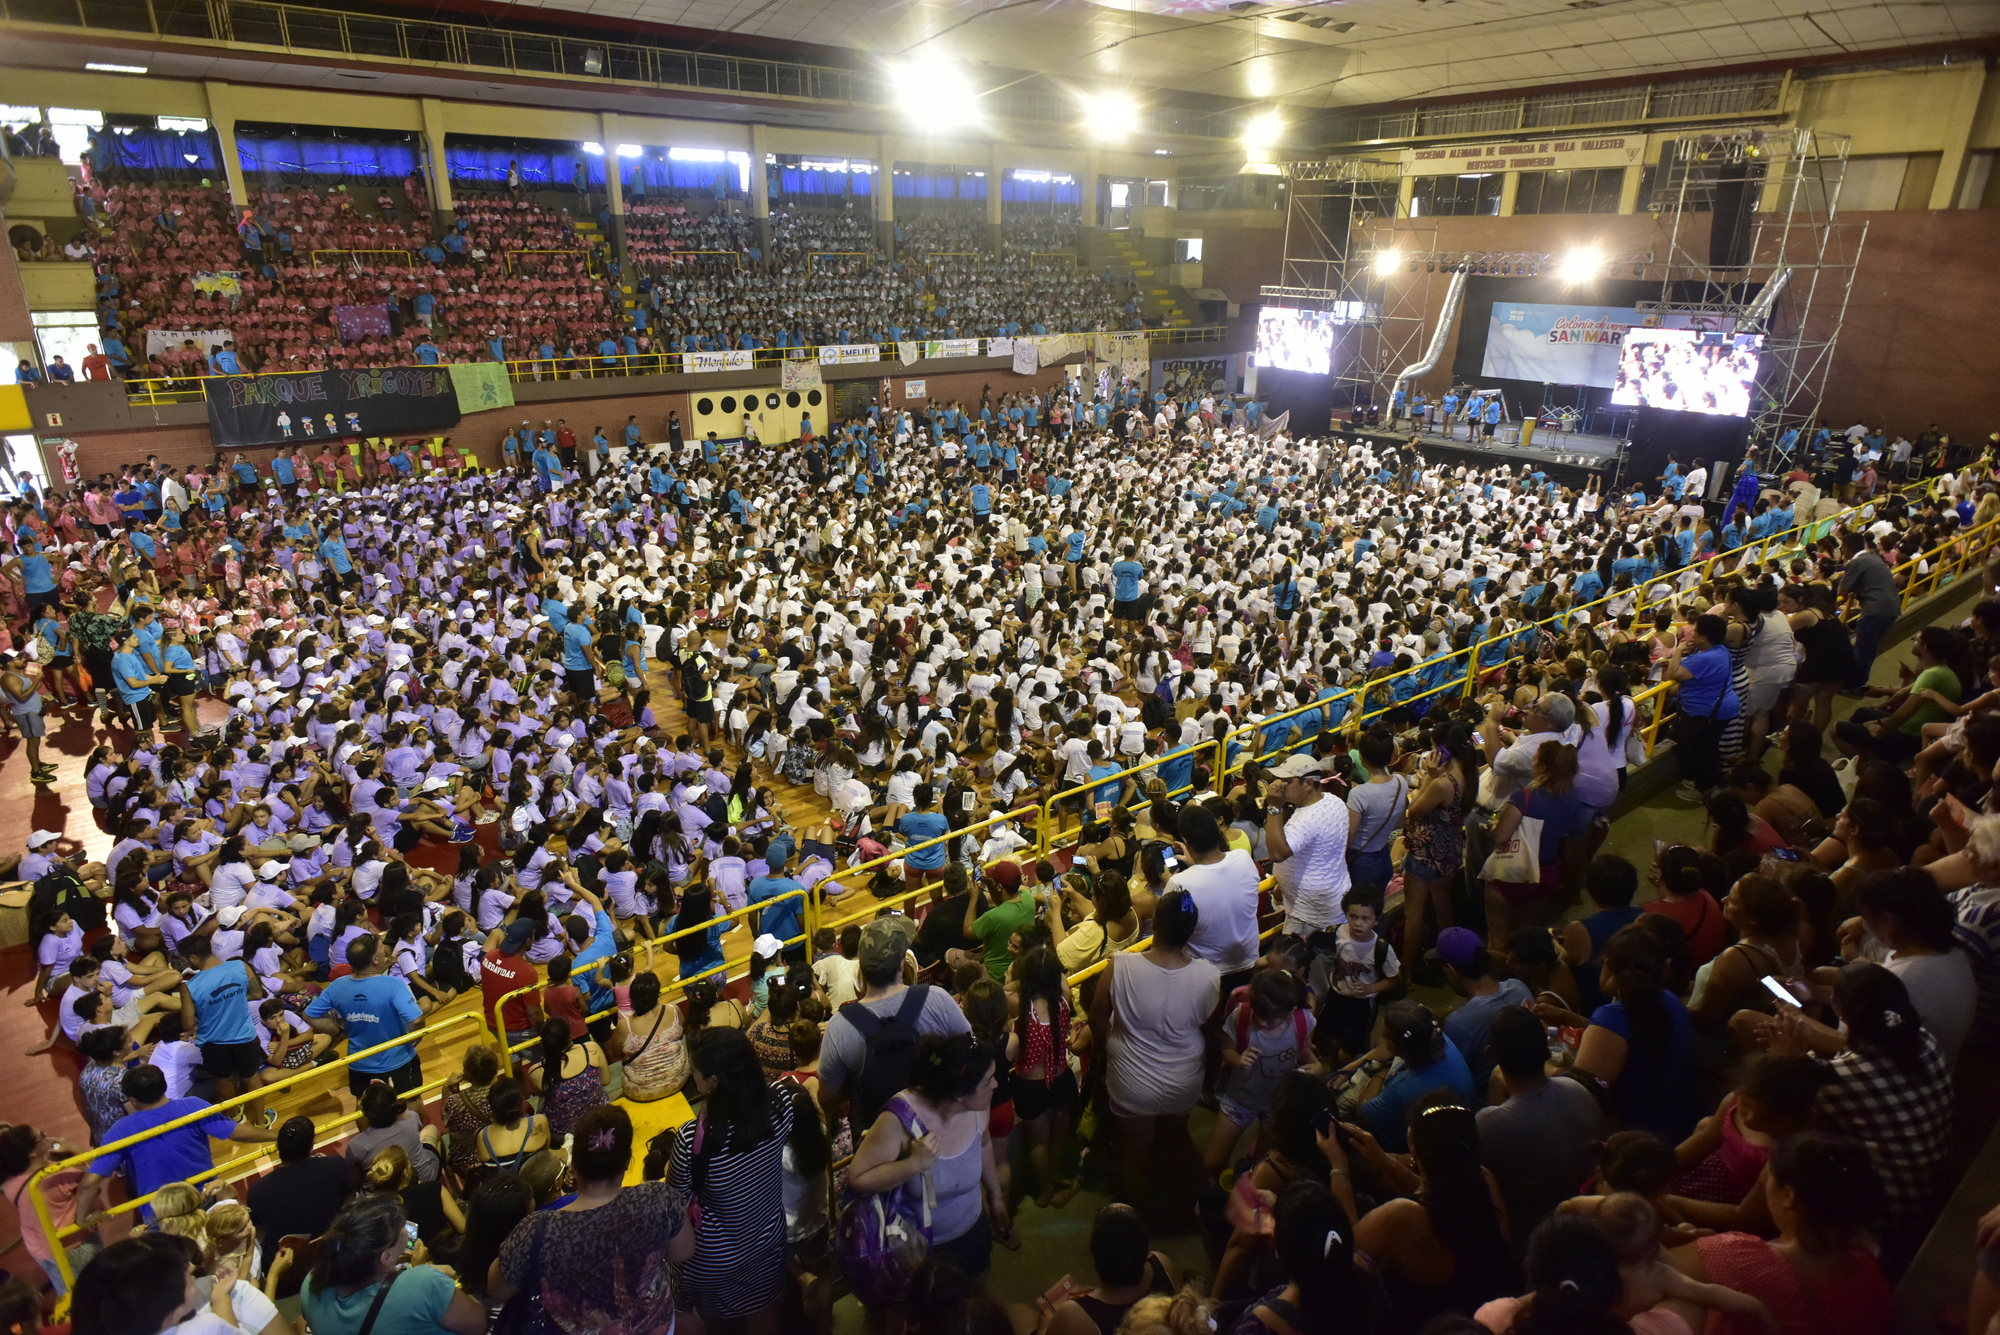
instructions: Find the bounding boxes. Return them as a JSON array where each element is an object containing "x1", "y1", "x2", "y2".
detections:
[
  {"x1": 1268, "y1": 754, "x2": 1320, "y2": 780},
  {"x1": 1424, "y1": 926, "x2": 1485, "y2": 970},
  {"x1": 419, "y1": 776, "x2": 450, "y2": 793},
  {"x1": 500, "y1": 919, "x2": 536, "y2": 953},
  {"x1": 751, "y1": 933, "x2": 785, "y2": 960},
  {"x1": 26, "y1": 830, "x2": 60, "y2": 849},
  {"x1": 256, "y1": 861, "x2": 289, "y2": 880},
  {"x1": 216, "y1": 905, "x2": 246, "y2": 927},
  {"x1": 985, "y1": 860, "x2": 1022, "y2": 890},
  {"x1": 857, "y1": 916, "x2": 917, "y2": 975}
]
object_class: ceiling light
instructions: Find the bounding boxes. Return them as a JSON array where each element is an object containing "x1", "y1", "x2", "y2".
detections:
[
  {"x1": 616, "y1": 144, "x2": 642, "y2": 157},
  {"x1": 580, "y1": 142, "x2": 605, "y2": 155},
  {"x1": 1329, "y1": 20, "x2": 1357, "y2": 30},
  {"x1": 1154, "y1": 148, "x2": 1174, "y2": 156},
  {"x1": 1242, "y1": 111, "x2": 1284, "y2": 152},
  {"x1": 1556, "y1": 246, "x2": 1603, "y2": 283},
  {"x1": 581, "y1": 47, "x2": 603, "y2": 74},
  {"x1": 85, "y1": 62, "x2": 147, "y2": 74},
  {"x1": 889, "y1": 60, "x2": 984, "y2": 134},
  {"x1": 1078, "y1": 90, "x2": 1141, "y2": 141}
]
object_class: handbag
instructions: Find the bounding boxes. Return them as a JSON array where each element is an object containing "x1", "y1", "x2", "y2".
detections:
[
  {"x1": 1477, "y1": 789, "x2": 1544, "y2": 885},
  {"x1": 490, "y1": 1215, "x2": 549, "y2": 1335},
  {"x1": 832, "y1": 1096, "x2": 935, "y2": 1307}
]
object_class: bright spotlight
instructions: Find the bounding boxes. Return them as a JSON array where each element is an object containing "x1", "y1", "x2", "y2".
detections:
[
  {"x1": 1242, "y1": 111, "x2": 1283, "y2": 152},
  {"x1": 1557, "y1": 247, "x2": 1603, "y2": 283},
  {"x1": 1372, "y1": 250, "x2": 1403, "y2": 278},
  {"x1": 1079, "y1": 90, "x2": 1141, "y2": 141},
  {"x1": 890, "y1": 61, "x2": 985, "y2": 134}
]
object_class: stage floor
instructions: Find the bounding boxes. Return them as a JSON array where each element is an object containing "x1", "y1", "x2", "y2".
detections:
[
  {"x1": 1399, "y1": 421, "x2": 1627, "y2": 463},
  {"x1": 1342, "y1": 424, "x2": 1624, "y2": 486}
]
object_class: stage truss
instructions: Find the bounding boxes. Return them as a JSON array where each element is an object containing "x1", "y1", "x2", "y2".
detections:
[
  {"x1": 1633, "y1": 126, "x2": 1862, "y2": 473},
  {"x1": 1267, "y1": 130, "x2": 1861, "y2": 464}
]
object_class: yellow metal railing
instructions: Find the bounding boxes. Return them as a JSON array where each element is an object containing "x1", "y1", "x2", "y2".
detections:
[{"x1": 28, "y1": 1008, "x2": 496, "y2": 1295}]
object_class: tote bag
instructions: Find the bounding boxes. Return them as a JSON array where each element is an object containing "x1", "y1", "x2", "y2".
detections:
[{"x1": 1478, "y1": 807, "x2": 1543, "y2": 884}]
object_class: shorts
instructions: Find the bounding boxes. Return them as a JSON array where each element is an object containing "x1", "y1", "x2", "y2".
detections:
[
  {"x1": 1403, "y1": 853, "x2": 1459, "y2": 883},
  {"x1": 1112, "y1": 598, "x2": 1142, "y2": 622},
  {"x1": 903, "y1": 862, "x2": 943, "y2": 889},
  {"x1": 1010, "y1": 1067, "x2": 1078, "y2": 1122},
  {"x1": 26, "y1": 588, "x2": 61, "y2": 614},
  {"x1": 930, "y1": 1212, "x2": 992, "y2": 1283},
  {"x1": 1741, "y1": 679, "x2": 1786, "y2": 715},
  {"x1": 12, "y1": 708, "x2": 44, "y2": 739},
  {"x1": 988, "y1": 1096, "x2": 1015, "y2": 1141},
  {"x1": 563, "y1": 667, "x2": 597, "y2": 698},
  {"x1": 201, "y1": 1038, "x2": 265, "y2": 1081},
  {"x1": 1215, "y1": 1092, "x2": 1267, "y2": 1130},
  {"x1": 161, "y1": 675, "x2": 196, "y2": 701},
  {"x1": 125, "y1": 695, "x2": 158, "y2": 730},
  {"x1": 348, "y1": 1052, "x2": 423, "y2": 1099},
  {"x1": 686, "y1": 699, "x2": 715, "y2": 724}
]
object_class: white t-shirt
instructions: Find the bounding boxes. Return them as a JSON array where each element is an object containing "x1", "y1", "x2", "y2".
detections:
[
  {"x1": 1166, "y1": 849, "x2": 1263, "y2": 974},
  {"x1": 1274, "y1": 796, "x2": 1352, "y2": 934}
]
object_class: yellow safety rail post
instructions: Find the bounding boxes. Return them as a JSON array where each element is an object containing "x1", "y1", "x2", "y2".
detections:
[
  {"x1": 310, "y1": 249, "x2": 415, "y2": 268},
  {"x1": 120, "y1": 376, "x2": 208, "y2": 406},
  {"x1": 1037, "y1": 740, "x2": 1217, "y2": 862},
  {"x1": 29, "y1": 1008, "x2": 497, "y2": 1295}
]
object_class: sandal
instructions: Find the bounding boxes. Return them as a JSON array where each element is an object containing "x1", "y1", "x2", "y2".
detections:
[
  {"x1": 1049, "y1": 1180, "x2": 1082, "y2": 1209},
  {"x1": 992, "y1": 1222, "x2": 1022, "y2": 1251}
]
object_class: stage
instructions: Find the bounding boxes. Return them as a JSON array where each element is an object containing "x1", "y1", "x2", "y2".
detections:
[{"x1": 1337, "y1": 417, "x2": 1629, "y2": 487}]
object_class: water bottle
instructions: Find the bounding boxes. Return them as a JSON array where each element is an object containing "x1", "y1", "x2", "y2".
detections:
[{"x1": 1547, "y1": 1025, "x2": 1566, "y2": 1063}]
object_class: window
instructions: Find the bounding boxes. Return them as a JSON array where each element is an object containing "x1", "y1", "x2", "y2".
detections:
[
  {"x1": 31, "y1": 311, "x2": 99, "y2": 379},
  {"x1": 1515, "y1": 167, "x2": 1626, "y2": 215},
  {"x1": 45, "y1": 108, "x2": 103, "y2": 166},
  {"x1": 1176, "y1": 238, "x2": 1203, "y2": 262},
  {"x1": 1409, "y1": 174, "x2": 1502, "y2": 217}
]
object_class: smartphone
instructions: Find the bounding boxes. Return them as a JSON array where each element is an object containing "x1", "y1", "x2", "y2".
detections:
[
  {"x1": 404, "y1": 1220, "x2": 420, "y2": 1245},
  {"x1": 1767, "y1": 848, "x2": 1804, "y2": 862},
  {"x1": 1162, "y1": 851, "x2": 1180, "y2": 869},
  {"x1": 1761, "y1": 976, "x2": 1805, "y2": 1009},
  {"x1": 961, "y1": 791, "x2": 975, "y2": 812},
  {"x1": 1654, "y1": 838, "x2": 1667, "y2": 858}
]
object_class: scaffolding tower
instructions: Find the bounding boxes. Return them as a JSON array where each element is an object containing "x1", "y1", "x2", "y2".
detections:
[
  {"x1": 1635, "y1": 126, "x2": 1865, "y2": 471},
  {"x1": 1261, "y1": 158, "x2": 1436, "y2": 408}
]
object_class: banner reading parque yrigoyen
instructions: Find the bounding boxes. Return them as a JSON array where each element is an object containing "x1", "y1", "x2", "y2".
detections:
[{"x1": 205, "y1": 366, "x2": 462, "y2": 448}]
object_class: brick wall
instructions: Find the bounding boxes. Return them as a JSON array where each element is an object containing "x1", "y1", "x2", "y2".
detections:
[
  {"x1": 71, "y1": 424, "x2": 227, "y2": 481},
  {"x1": 881, "y1": 363, "x2": 1075, "y2": 410}
]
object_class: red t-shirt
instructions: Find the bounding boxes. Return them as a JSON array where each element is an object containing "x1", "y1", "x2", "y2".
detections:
[{"x1": 481, "y1": 949, "x2": 539, "y2": 1034}]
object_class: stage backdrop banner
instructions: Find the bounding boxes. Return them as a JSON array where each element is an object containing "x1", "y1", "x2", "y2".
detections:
[
  {"x1": 206, "y1": 366, "x2": 461, "y2": 448},
  {"x1": 448, "y1": 362, "x2": 515, "y2": 412},
  {"x1": 1481, "y1": 303, "x2": 1733, "y2": 388}
]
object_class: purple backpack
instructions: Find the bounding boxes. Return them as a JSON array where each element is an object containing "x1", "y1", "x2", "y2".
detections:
[{"x1": 832, "y1": 1096, "x2": 933, "y2": 1307}]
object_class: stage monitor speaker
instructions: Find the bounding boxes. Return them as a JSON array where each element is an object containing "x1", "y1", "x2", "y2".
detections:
[{"x1": 1709, "y1": 161, "x2": 1755, "y2": 269}]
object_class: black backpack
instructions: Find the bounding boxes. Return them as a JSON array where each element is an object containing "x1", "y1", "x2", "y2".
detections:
[{"x1": 840, "y1": 986, "x2": 932, "y2": 1130}]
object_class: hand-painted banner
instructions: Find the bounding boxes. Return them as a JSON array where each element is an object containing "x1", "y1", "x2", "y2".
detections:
[
  {"x1": 146, "y1": 329, "x2": 231, "y2": 357},
  {"x1": 1012, "y1": 341, "x2": 1040, "y2": 375},
  {"x1": 898, "y1": 341, "x2": 920, "y2": 367},
  {"x1": 781, "y1": 360, "x2": 824, "y2": 392},
  {"x1": 988, "y1": 337, "x2": 1014, "y2": 360},
  {"x1": 817, "y1": 343, "x2": 879, "y2": 365},
  {"x1": 688, "y1": 350, "x2": 754, "y2": 373},
  {"x1": 448, "y1": 361, "x2": 515, "y2": 412},
  {"x1": 205, "y1": 365, "x2": 461, "y2": 448}
]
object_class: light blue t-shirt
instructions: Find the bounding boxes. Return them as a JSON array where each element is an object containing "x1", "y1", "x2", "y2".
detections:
[
  {"x1": 896, "y1": 811, "x2": 951, "y2": 871},
  {"x1": 1111, "y1": 560, "x2": 1144, "y2": 603},
  {"x1": 306, "y1": 973, "x2": 424, "y2": 1074},
  {"x1": 185, "y1": 961, "x2": 257, "y2": 1044},
  {"x1": 301, "y1": 1263, "x2": 459, "y2": 1335},
  {"x1": 561, "y1": 621, "x2": 594, "y2": 672}
]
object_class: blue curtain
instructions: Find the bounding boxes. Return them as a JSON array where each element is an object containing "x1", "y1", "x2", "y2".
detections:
[
  {"x1": 776, "y1": 167, "x2": 869, "y2": 198},
  {"x1": 445, "y1": 146, "x2": 608, "y2": 187},
  {"x1": 1000, "y1": 178, "x2": 1081, "y2": 206},
  {"x1": 101, "y1": 128, "x2": 219, "y2": 172},
  {"x1": 236, "y1": 137, "x2": 418, "y2": 180}
]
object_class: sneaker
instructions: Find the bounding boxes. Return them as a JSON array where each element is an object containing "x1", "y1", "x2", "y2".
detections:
[
  {"x1": 262, "y1": 1108, "x2": 279, "y2": 1129},
  {"x1": 1674, "y1": 782, "x2": 1703, "y2": 802}
]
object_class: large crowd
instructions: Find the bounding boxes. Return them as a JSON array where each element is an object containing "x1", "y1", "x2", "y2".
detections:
[
  {"x1": 5, "y1": 386, "x2": 2000, "y2": 1335},
  {"x1": 64, "y1": 177, "x2": 1130, "y2": 384}
]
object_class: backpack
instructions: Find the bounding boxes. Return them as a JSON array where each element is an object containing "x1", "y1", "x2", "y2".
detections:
[
  {"x1": 1233, "y1": 1002, "x2": 1311, "y2": 1060},
  {"x1": 831, "y1": 1095, "x2": 934, "y2": 1307},
  {"x1": 840, "y1": 986, "x2": 932, "y2": 1132}
]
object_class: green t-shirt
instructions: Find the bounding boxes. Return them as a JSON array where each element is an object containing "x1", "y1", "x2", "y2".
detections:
[
  {"x1": 1905, "y1": 665, "x2": 1961, "y2": 734},
  {"x1": 973, "y1": 890, "x2": 1036, "y2": 980}
]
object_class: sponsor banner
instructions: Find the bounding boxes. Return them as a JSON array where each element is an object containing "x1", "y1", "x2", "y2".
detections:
[
  {"x1": 1405, "y1": 134, "x2": 1644, "y2": 176},
  {"x1": 781, "y1": 360, "x2": 824, "y2": 392},
  {"x1": 1482, "y1": 303, "x2": 1736, "y2": 388},
  {"x1": 689, "y1": 350, "x2": 754, "y2": 373},
  {"x1": 205, "y1": 365, "x2": 461, "y2": 448},
  {"x1": 898, "y1": 341, "x2": 920, "y2": 367},
  {"x1": 905, "y1": 379, "x2": 927, "y2": 399},
  {"x1": 447, "y1": 361, "x2": 515, "y2": 412},
  {"x1": 923, "y1": 338, "x2": 982, "y2": 359},
  {"x1": 146, "y1": 329, "x2": 231, "y2": 358},
  {"x1": 1013, "y1": 341, "x2": 1040, "y2": 375},
  {"x1": 817, "y1": 343, "x2": 879, "y2": 365}
]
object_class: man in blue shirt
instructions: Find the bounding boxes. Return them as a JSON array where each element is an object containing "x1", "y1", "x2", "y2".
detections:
[
  {"x1": 318, "y1": 532, "x2": 356, "y2": 587},
  {"x1": 1111, "y1": 546, "x2": 1145, "y2": 622},
  {"x1": 180, "y1": 933, "x2": 268, "y2": 1109},
  {"x1": 209, "y1": 341, "x2": 243, "y2": 375},
  {"x1": 748, "y1": 860, "x2": 807, "y2": 958},
  {"x1": 76, "y1": 1063, "x2": 277, "y2": 1224},
  {"x1": 623, "y1": 415, "x2": 643, "y2": 451},
  {"x1": 970, "y1": 481, "x2": 992, "y2": 525},
  {"x1": 562, "y1": 884, "x2": 620, "y2": 1039},
  {"x1": 414, "y1": 338, "x2": 441, "y2": 365},
  {"x1": 306, "y1": 936, "x2": 426, "y2": 1096}
]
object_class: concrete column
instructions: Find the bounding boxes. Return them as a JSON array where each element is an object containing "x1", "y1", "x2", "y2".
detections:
[
  {"x1": 747, "y1": 123, "x2": 771, "y2": 255},
  {"x1": 985, "y1": 140, "x2": 1004, "y2": 250},
  {"x1": 599, "y1": 112, "x2": 627, "y2": 269},
  {"x1": 874, "y1": 134, "x2": 896, "y2": 256},
  {"x1": 1497, "y1": 171, "x2": 1520, "y2": 217},
  {"x1": 1617, "y1": 162, "x2": 1644, "y2": 214},
  {"x1": 1930, "y1": 64, "x2": 1990, "y2": 210},
  {"x1": 201, "y1": 81, "x2": 248, "y2": 207},
  {"x1": 418, "y1": 97, "x2": 453, "y2": 224},
  {"x1": 1397, "y1": 175, "x2": 1415, "y2": 218}
]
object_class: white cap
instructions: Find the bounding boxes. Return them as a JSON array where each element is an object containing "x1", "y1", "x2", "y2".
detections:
[
  {"x1": 751, "y1": 933, "x2": 785, "y2": 960},
  {"x1": 1869, "y1": 520, "x2": 1895, "y2": 538},
  {"x1": 26, "y1": 830, "x2": 60, "y2": 848},
  {"x1": 216, "y1": 905, "x2": 247, "y2": 925},
  {"x1": 419, "y1": 776, "x2": 450, "y2": 793}
]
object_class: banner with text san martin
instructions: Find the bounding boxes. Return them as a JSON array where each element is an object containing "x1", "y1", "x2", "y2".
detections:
[
  {"x1": 1481, "y1": 303, "x2": 1735, "y2": 388},
  {"x1": 205, "y1": 366, "x2": 461, "y2": 448}
]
